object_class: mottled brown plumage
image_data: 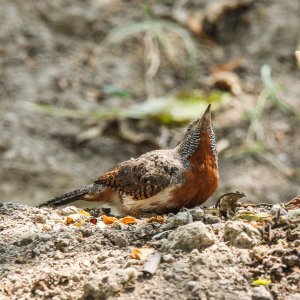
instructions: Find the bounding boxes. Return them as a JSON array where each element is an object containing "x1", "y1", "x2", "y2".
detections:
[{"x1": 38, "y1": 104, "x2": 219, "y2": 215}]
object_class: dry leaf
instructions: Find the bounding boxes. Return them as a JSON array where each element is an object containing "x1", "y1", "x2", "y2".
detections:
[
  {"x1": 210, "y1": 71, "x2": 242, "y2": 95},
  {"x1": 130, "y1": 248, "x2": 154, "y2": 260},
  {"x1": 78, "y1": 209, "x2": 91, "y2": 217},
  {"x1": 252, "y1": 278, "x2": 271, "y2": 286},
  {"x1": 66, "y1": 216, "x2": 75, "y2": 224},
  {"x1": 121, "y1": 216, "x2": 137, "y2": 225},
  {"x1": 147, "y1": 216, "x2": 164, "y2": 224},
  {"x1": 235, "y1": 211, "x2": 272, "y2": 222},
  {"x1": 65, "y1": 213, "x2": 90, "y2": 226},
  {"x1": 211, "y1": 58, "x2": 244, "y2": 74},
  {"x1": 285, "y1": 196, "x2": 300, "y2": 210},
  {"x1": 90, "y1": 218, "x2": 98, "y2": 224},
  {"x1": 187, "y1": 14, "x2": 202, "y2": 36},
  {"x1": 102, "y1": 215, "x2": 118, "y2": 224}
]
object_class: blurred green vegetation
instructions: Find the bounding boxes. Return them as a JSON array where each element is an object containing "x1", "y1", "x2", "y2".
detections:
[
  {"x1": 102, "y1": 85, "x2": 133, "y2": 98},
  {"x1": 226, "y1": 65, "x2": 300, "y2": 179},
  {"x1": 24, "y1": 89, "x2": 227, "y2": 125}
]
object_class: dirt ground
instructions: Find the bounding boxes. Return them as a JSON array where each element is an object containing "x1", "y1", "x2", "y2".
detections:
[
  {"x1": 0, "y1": 0, "x2": 299, "y2": 206},
  {"x1": 0, "y1": 0, "x2": 300, "y2": 299},
  {"x1": 1, "y1": 202, "x2": 300, "y2": 300}
]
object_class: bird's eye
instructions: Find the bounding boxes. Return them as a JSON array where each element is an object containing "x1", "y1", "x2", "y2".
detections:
[{"x1": 187, "y1": 125, "x2": 192, "y2": 131}]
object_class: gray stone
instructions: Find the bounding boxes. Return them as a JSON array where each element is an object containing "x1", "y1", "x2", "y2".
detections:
[
  {"x1": 224, "y1": 221, "x2": 261, "y2": 249},
  {"x1": 162, "y1": 221, "x2": 215, "y2": 252},
  {"x1": 189, "y1": 207, "x2": 205, "y2": 221},
  {"x1": 54, "y1": 238, "x2": 69, "y2": 250},
  {"x1": 190, "y1": 243, "x2": 237, "y2": 267},
  {"x1": 288, "y1": 225, "x2": 300, "y2": 241},
  {"x1": 251, "y1": 286, "x2": 273, "y2": 300},
  {"x1": 285, "y1": 293, "x2": 300, "y2": 300},
  {"x1": 82, "y1": 274, "x2": 115, "y2": 300},
  {"x1": 162, "y1": 254, "x2": 175, "y2": 263},
  {"x1": 31, "y1": 214, "x2": 47, "y2": 224},
  {"x1": 107, "y1": 232, "x2": 128, "y2": 248},
  {"x1": 162, "y1": 211, "x2": 193, "y2": 230},
  {"x1": 287, "y1": 208, "x2": 300, "y2": 220},
  {"x1": 80, "y1": 228, "x2": 93, "y2": 237},
  {"x1": 19, "y1": 236, "x2": 33, "y2": 246},
  {"x1": 294, "y1": 240, "x2": 300, "y2": 247},
  {"x1": 203, "y1": 214, "x2": 221, "y2": 224},
  {"x1": 72, "y1": 274, "x2": 81, "y2": 282}
]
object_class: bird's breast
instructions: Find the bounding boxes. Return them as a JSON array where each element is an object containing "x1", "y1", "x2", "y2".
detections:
[{"x1": 181, "y1": 130, "x2": 219, "y2": 206}]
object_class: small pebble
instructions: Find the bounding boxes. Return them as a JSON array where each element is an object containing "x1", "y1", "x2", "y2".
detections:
[
  {"x1": 54, "y1": 251, "x2": 64, "y2": 260},
  {"x1": 162, "y1": 222, "x2": 216, "y2": 251},
  {"x1": 82, "y1": 260, "x2": 91, "y2": 268},
  {"x1": 80, "y1": 228, "x2": 93, "y2": 237},
  {"x1": 203, "y1": 214, "x2": 221, "y2": 224},
  {"x1": 162, "y1": 254, "x2": 175, "y2": 263},
  {"x1": 123, "y1": 259, "x2": 140, "y2": 268},
  {"x1": 251, "y1": 286, "x2": 273, "y2": 300},
  {"x1": 96, "y1": 221, "x2": 107, "y2": 229},
  {"x1": 72, "y1": 274, "x2": 81, "y2": 282},
  {"x1": 186, "y1": 281, "x2": 197, "y2": 290},
  {"x1": 31, "y1": 214, "x2": 46, "y2": 224},
  {"x1": 190, "y1": 249, "x2": 200, "y2": 256},
  {"x1": 189, "y1": 207, "x2": 204, "y2": 221},
  {"x1": 57, "y1": 206, "x2": 79, "y2": 216},
  {"x1": 55, "y1": 238, "x2": 69, "y2": 250},
  {"x1": 287, "y1": 208, "x2": 300, "y2": 220},
  {"x1": 162, "y1": 211, "x2": 193, "y2": 230},
  {"x1": 294, "y1": 240, "x2": 300, "y2": 247},
  {"x1": 271, "y1": 204, "x2": 287, "y2": 215},
  {"x1": 122, "y1": 267, "x2": 139, "y2": 283},
  {"x1": 224, "y1": 221, "x2": 261, "y2": 249}
]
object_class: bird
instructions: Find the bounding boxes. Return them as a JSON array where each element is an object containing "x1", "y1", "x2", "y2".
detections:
[{"x1": 38, "y1": 104, "x2": 219, "y2": 216}]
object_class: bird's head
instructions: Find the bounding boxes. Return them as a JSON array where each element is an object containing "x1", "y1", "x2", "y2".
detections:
[{"x1": 177, "y1": 104, "x2": 217, "y2": 166}]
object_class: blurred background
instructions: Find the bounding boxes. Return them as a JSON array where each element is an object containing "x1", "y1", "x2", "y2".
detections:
[{"x1": 0, "y1": 0, "x2": 299, "y2": 207}]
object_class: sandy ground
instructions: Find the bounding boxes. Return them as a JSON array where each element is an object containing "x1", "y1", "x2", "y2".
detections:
[
  {"x1": 1, "y1": 201, "x2": 300, "y2": 299},
  {"x1": 0, "y1": 0, "x2": 299, "y2": 207}
]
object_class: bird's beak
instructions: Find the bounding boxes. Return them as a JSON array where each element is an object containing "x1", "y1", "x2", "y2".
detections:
[{"x1": 200, "y1": 104, "x2": 211, "y2": 128}]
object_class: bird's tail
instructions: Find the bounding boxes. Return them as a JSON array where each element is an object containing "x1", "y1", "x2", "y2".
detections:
[{"x1": 37, "y1": 184, "x2": 95, "y2": 208}]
